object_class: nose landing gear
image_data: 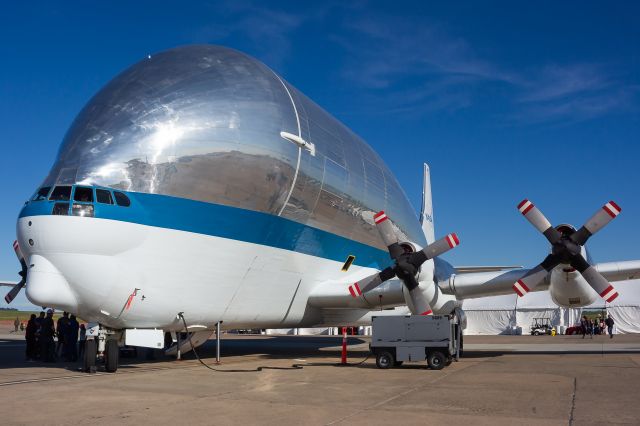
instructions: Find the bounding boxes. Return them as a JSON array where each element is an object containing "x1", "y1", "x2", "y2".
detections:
[{"x1": 83, "y1": 323, "x2": 121, "y2": 373}]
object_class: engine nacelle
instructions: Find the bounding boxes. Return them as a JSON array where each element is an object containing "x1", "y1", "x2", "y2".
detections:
[{"x1": 548, "y1": 267, "x2": 598, "y2": 307}]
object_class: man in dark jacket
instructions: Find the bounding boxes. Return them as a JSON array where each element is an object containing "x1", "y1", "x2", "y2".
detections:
[
  {"x1": 25, "y1": 314, "x2": 37, "y2": 361},
  {"x1": 64, "y1": 315, "x2": 80, "y2": 362},
  {"x1": 56, "y1": 312, "x2": 70, "y2": 357},
  {"x1": 40, "y1": 309, "x2": 56, "y2": 362},
  {"x1": 34, "y1": 311, "x2": 45, "y2": 360},
  {"x1": 605, "y1": 314, "x2": 615, "y2": 338}
]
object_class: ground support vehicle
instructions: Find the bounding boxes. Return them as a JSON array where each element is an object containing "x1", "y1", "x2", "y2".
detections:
[{"x1": 370, "y1": 314, "x2": 461, "y2": 370}]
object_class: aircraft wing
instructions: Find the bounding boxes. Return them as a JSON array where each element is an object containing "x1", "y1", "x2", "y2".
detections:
[
  {"x1": 0, "y1": 281, "x2": 18, "y2": 287},
  {"x1": 595, "y1": 260, "x2": 640, "y2": 282},
  {"x1": 441, "y1": 268, "x2": 537, "y2": 300},
  {"x1": 442, "y1": 259, "x2": 640, "y2": 301}
]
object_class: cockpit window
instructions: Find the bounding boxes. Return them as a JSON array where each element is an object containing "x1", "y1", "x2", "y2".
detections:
[
  {"x1": 72, "y1": 203, "x2": 94, "y2": 217},
  {"x1": 114, "y1": 191, "x2": 131, "y2": 207},
  {"x1": 49, "y1": 186, "x2": 72, "y2": 201},
  {"x1": 73, "y1": 186, "x2": 94, "y2": 202},
  {"x1": 32, "y1": 187, "x2": 51, "y2": 201},
  {"x1": 52, "y1": 203, "x2": 70, "y2": 215},
  {"x1": 96, "y1": 189, "x2": 114, "y2": 205}
]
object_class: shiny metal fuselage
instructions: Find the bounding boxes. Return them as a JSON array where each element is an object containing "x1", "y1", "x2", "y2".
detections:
[{"x1": 43, "y1": 45, "x2": 426, "y2": 252}]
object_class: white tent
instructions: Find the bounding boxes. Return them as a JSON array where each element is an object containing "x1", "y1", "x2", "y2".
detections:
[{"x1": 463, "y1": 279, "x2": 640, "y2": 335}]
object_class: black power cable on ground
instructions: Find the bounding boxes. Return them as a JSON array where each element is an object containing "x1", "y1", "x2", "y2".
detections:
[{"x1": 177, "y1": 313, "x2": 371, "y2": 372}]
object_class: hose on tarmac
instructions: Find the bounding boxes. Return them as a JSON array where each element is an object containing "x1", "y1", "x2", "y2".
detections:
[{"x1": 177, "y1": 313, "x2": 371, "y2": 372}]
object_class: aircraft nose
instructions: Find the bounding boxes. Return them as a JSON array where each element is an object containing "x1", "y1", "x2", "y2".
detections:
[{"x1": 25, "y1": 254, "x2": 78, "y2": 313}]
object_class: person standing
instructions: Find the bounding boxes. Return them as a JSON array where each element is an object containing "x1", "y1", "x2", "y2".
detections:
[
  {"x1": 580, "y1": 316, "x2": 588, "y2": 339},
  {"x1": 64, "y1": 315, "x2": 80, "y2": 362},
  {"x1": 13, "y1": 316, "x2": 20, "y2": 333},
  {"x1": 25, "y1": 314, "x2": 37, "y2": 361},
  {"x1": 40, "y1": 309, "x2": 56, "y2": 362},
  {"x1": 34, "y1": 311, "x2": 45, "y2": 360},
  {"x1": 78, "y1": 324, "x2": 87, "y2": 359},
  {"x1": 56, "y1": 312, "x2": 70, "y2": 357},
  {"x1": 605, "y1": 314, "x2": 615, "y2": 338}
]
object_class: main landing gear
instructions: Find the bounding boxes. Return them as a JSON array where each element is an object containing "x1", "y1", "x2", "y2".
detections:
[{"x1": 83, "y1": 324, "x2": 121, "y2": 373}]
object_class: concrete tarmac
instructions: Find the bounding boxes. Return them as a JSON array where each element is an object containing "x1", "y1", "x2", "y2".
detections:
[{"x1": 1, "y1": 332, "x2": 639, "y2": 425}]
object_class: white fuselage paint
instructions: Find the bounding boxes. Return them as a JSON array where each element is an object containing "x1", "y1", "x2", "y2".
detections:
[{"x1": 20, "y1": 215, "x2": 426, "y2": 331}]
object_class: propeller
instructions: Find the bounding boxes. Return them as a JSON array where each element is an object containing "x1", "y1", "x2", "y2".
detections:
[
  {"x1": 513, "y1": 199, "x2": 621, "y2": 303},
  {"x1": 348, "y1": 211, "x2": 460, "y2": 315},
  {"x1": 4, "y1": 240, "x2": 28, "y2": 304}
]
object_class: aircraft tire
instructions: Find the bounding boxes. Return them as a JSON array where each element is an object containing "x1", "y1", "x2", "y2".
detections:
[
  {"x1": 104, "y1": 339, "x2": 119, "y2": 373},
  {"x1": 83, "y1": 339, "x2": 97, "y2": 373}
]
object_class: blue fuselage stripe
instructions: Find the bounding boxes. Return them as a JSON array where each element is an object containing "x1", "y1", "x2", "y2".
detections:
[{"x1": 19, "y1": 191, "x2": 392, "y2": 269}]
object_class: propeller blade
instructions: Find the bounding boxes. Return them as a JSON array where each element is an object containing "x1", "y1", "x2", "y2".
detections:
[
  {"x1": 513, "y1": 254, "x2": 560, "y2": 297},
  {"x1": 373, "y1": 211, "x2": 403, "y2": 259},
  {"x1": 571, "y1": 201, "x2": 621, "y2": 246},
  {"x1": 517, "y1": 199, "x2": 561, "y2": 244},
  {"x1": 410, "y1": 233, "x2": 460, "y2": 265},
  {"x1": 13, "y1": 240, "x2": 24, "y2": 261},
  {"x1": 406, "y1": 286, "x2": 433, "y2": 316},
  {"x1": 347, "y1": 267, "x2": 395, "y2": 297},
  {"x1": 13, "y1": 240, "x2": 27, "y2": 270},
  {"x1": 570, "y1": 254, "x2": 619, "y2": 303},
  {"x1": 4, "y1": 279, "x2": 25, "y2": 304}
]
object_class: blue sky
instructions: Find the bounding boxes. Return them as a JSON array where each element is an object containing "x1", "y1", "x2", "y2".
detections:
[{"x1": 1, "y1": 1, "x2": 638, "y2": 310}]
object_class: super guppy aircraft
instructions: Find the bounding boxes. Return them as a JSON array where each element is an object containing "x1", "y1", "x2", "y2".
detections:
[{"x1": 3, "y1": 45, "x2": 639, "y2": 372}]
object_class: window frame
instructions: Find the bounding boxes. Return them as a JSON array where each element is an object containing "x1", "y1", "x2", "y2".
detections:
[
  {"x1": 52, "y1": 202, "x2": 70, "y2": 216},
  {"x1": 49, "y1": 186, "x2": 72, "y2": 201},
  {"x1": 113, "y1": 191, "x2": 131, "y2": 207},
  {"x1": 71, "y1": 203, "x2": 95, "y2": 217},
  {"x1": 73, "y1": 186, "x2": 94, "y2": 203},
  {"x1": 95, "y1": 189, "x2": 114, "y2": 205},
  {"x1": 32, "y1": 186, "x2": 52, "y2": 201}
]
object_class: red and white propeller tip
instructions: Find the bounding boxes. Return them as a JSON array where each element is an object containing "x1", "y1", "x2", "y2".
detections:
[
  {"x1": 446, "y1": 233, "x2": 460, "y2": 249},
  {"x1": 599, "y1": 284, "x2": 619, "y2": 303},
  {"x1": 348, "y1": 282, "x2": 362, "y2": 298},
  {"x1": 517, "y1": 199, "x2": 534, "y2": 215},
  {"x1": 373, "y1": 211, "x2": 388, "y2": 224},
  {"x1": 517, "y1": 199, "x2": 556, "y2": 238},
  {"x1": 512, "y1": 279, "x2": 529, "y2": 297},
  {"x1": 602, "y1": 201, "x2": 621, "y2": 218}
]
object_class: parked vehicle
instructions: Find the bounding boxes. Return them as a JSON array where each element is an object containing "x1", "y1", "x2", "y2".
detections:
[{"x1": 530, "y1": 318, "x2": 553, "y2": 335}]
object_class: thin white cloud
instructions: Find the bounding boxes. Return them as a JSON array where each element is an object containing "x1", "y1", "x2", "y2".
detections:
[
  {"x1": 186, "y1": 4, "x2": 637, "y2": 124},
  {"x1": 519, "y1": 64, "x2": 612, "y2": 103},
  {"x1": 188, "y1": 1, "x2": 307, "y2": 69},
  {"x1": 335, "y1": 17, "x2": 518, "y2": 89},
  {"x1": 333, "y1": 15, "x2": 637, "y2": 124}
]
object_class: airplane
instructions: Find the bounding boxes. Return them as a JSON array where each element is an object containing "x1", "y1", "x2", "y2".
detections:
[{"x1": 2, "y1": 45, "x2": 639, "y2": 372}]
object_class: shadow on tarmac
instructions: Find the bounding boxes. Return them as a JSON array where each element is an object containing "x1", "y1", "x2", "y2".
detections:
[{"x1": 2, "y1": 335, "x2": 640, "y2": 373}]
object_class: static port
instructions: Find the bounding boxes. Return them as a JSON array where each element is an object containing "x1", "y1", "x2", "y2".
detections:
[{"x1": 28, "y1": 239, "x2": 34, "y2": 246}]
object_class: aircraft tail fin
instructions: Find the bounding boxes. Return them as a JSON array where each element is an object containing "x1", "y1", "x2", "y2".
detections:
[{"x1": 420, "y1": 163, "x2": 435, "y2": 244}]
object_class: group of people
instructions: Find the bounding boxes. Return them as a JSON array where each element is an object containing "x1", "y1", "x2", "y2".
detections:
[
  {"x1": 25, "y1": 310, "x2": 87, "y2": 362},
  {"x1": 580, "y1": 314, "x2": 615, "y2": 339}
]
